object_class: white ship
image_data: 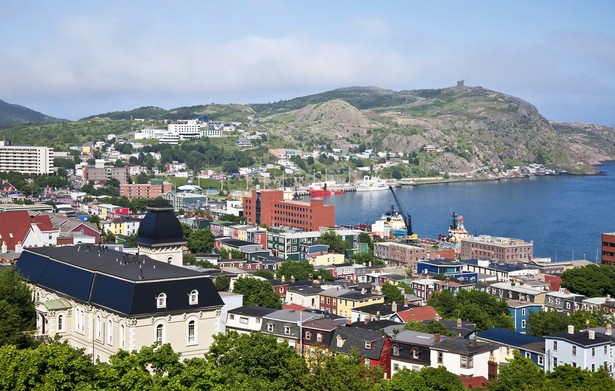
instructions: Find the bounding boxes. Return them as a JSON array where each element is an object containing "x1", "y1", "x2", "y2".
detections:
[{"x1": 355, "y1": 176, "x2": 391, "y2": 192}]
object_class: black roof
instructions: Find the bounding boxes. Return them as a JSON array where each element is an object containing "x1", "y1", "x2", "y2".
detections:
[
  {"x1": 135, "y1": 207, "x2": 186, "y2": 246},
  {"x1": 228, "y1": 305, "x2": 278, "y2": 317},
  {"x1": 16, "y1": 246, "x2": 223, "y2": 316},
  {"x1": 546, "y1": 331, "x2": 614, "y2": 346},
  {"x1": 330, "y1": 326, "x2": 387, "y2": 360},
  {"x1": 431, "y1": 339, "x2": 498, "y2": 355}
]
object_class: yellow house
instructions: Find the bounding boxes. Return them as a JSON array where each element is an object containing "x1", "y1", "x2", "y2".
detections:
[
  {"x1": 81, "y1": 145, "x2": 91, "y2": 154},
  {"x1": 336, "y1": 289, "x2": 384, "y2": 320},
  {"x1": 308, "y1": 252, "x2": 345, "y2": 267}
]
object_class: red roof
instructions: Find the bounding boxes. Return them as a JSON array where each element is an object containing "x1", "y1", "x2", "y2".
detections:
[
  {"x1": 282, "y1": 303, "x2": 308, "y2": 311},
  {"x1": 0, "y1": 211, "x2": 54, "y2": 250},
  {"x1": 398, "y1": 306, "x2": 439, "y2": 322},
  {"x1": 459, "y1": 375, "x2": 489, "y2": 388}
]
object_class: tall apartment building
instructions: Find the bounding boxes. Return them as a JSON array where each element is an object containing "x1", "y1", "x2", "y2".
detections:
[
  {"x1": 601, "y1": 233, "x2": 615, "y2": 265},
  {"x1": 460, "y1": 235, "x2": 533, "y2": 263},
  {"x1": 83, "y1": 165, "x2": 130, "y2": 185},
  {"x1": 0, "y1": 141, "x2": 54, "y2": 174},
  {"x1": 120, "y1": 179, "x2": 173, "y2": 200},
  {"x1": 243, "y1": 189, "x2": 334, "y2": 232}
]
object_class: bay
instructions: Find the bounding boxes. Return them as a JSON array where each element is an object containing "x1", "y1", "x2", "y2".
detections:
[{"x1": 323, "y1": 162, "x2": 615, "y2": 261}]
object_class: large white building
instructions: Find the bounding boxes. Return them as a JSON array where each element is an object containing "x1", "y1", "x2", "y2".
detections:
[{"x1": 0, "y1": 141, "x2": 54, "y2": 174}]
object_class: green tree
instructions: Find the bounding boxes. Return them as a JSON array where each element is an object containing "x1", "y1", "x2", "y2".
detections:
[
  {"x1": 186, "y1": 229, "x2": 215, "y2": 254},
  {"x1": 214, "y1": 275, "x2": 231, "y2": 291},
  {"x1": 277, "y1": 261, "x2": 314, "y2": 281},
  {"x1": 490, "y1": 351, "x2": 546, "y2": 391},
  {"x1": 307, "y1": 349, "x2": 385, "y2": 391},
  {"x1": 527, "y1": 310, "x2": 570, "y2": 337},
  {"x1": 232, "y1": 278, "x2": 281, "y2": 308},
  {"x1": 207, "y1": 331, "x2": 308, "y2": 390},
  {"x1": 561, "y1": 264, "x2": 615, "y2": 297},
  {"x1": 403, "y1": 321, "x2": 456, "y2": 337},
  {"x1": 317, "y1": 230, "x2": 349, "y2": 254},
  {"x1": 254, "y1": 269, "x2": 275, "y2": 280},
  {"x1": 0, "y1": 268, "x2": 36, "y2": 348},
  {"x1": 382, "y1": 283, "x2": 405, "y2": 303},
  {"x1": 427, "y1": 290, "x2": 457, "y2": 319},
  {"x1": 358, "y1": 232, "x2": 374, "y2": 251}
]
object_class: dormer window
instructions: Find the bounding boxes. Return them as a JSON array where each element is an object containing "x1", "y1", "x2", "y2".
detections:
[
  {"x1": 189, "y1": 290, "x2": 199, "y2": 305},
  {"x1": 392, "y1": 345, "x2": 400, "y2": 356},
  {"x1": 412, "y1": 348, "x2": 420, "y2": 359},
  {"x1": 364, "y1": 341, "x2": 372, "y2": 350},
  {"x1": 157, "y1": 293, "x2": 167, "y2": 309}
]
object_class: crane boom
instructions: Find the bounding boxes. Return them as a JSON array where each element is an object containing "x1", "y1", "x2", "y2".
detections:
[{"x1": 388, "y1": 186, "x2": 417, "y2": 242}]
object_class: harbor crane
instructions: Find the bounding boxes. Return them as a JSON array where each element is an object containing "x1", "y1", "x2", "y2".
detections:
[{"x1": 388, "y1": 186, "x2": 418, "y2": 243}]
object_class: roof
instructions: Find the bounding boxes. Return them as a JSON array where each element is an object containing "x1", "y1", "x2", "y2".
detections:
[
  {"x1": 398, "y1": 306, "x2": 439, "y2": 322},
  {"x1": 0, "y1": 210, "x2": 56, "y2": 250},
  {"x1": 302, "y1": 317, "x2": 343, "y2": 331},
  {"x1": 392, "y1": 330, "x2": 439, "y2": 346},
  {"x1": 477, "y1": 328, "x2": 544, "y2": 348},
  {"x1": 506, "y1": 300, "x2": 543, "y2": 308},
  {"x1": 135, "y1": 207, "x2": 186, "y2": 247},
  {"x1": 16, "y1": 246, "x2": 223, "y2": 316},
  {"x1": 330, "y1": 326, "x2": 388, "y2": 360},
  {"x1": 545, "y1": 331, "x2": 614, "y2": 346},
  {"x1": 431, "y1": 338, "x2": 498, "y2": 355},
  {"x1": 228, "y1": 305, "x2": 278, "y2": 318}
]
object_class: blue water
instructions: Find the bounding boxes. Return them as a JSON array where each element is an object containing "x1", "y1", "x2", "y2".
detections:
[{"x1": 325, "y1": 162, "x2": 615, "y2": 261}]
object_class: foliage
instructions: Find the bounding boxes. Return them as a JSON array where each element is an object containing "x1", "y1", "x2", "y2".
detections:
[
  {"x1": 186, "y1": 229, "x2": 215, "y2": 254},
  {"x1": 376, "y1": 366, "x2": 465, "y2": 391},
  {"x1": 397, "y1": 281, "x2": 415, "y2": 295},
  {"x1": 254, "y1": 269, "x2": 275, "y2": 280},
  {"x1": 317, "y1": 230, "x2": 349, "y2": 254},
  {"x1": 219, "y1": 214, "x2": 247, "y2": 224},
  {"x1": 403, "y1": 321, "x2": 456, "y2": 337},
  {"x1": 232, "y1": 278, "x2": 281, "y2": 308},
  {"x1": 0, "y1": 268, "x2": 36, "y2": 348},
  {"x1": 183, "y1": 255, "x2": 218, "y2": 269},
  {"x1": 489, "y1": 350, "x2": 546, "y2": 391},
  {"x1": 214, "y1": 275, "x2": 230, "y2": 291},
  {"x1": 561, "y1": 264, "x2": 615, "y2": 297},
  {"x1": 527, "y1": 309, "x2": 606, "y2": 337},
  {"x1": 207, "y1": 332, "x2": 308, "y2": 390},
  {"x1": 216, "y1": 246, "x2": 244, "y2": 260},
  {"x1": 381, "y1": 283, "x2": 405, "y2": 303},
  {"x1": 277, "y1": 261, "x2": 314, "y2": 281},
  {"x1": 428, "y1": 290, "x2": 514, "y2": 331},
  {"x1": 306, "y1": 349, "x2": 385, "y2": 391},
  {"x1": 358, "y1": 232, "x2": 373, "y2": 251}
]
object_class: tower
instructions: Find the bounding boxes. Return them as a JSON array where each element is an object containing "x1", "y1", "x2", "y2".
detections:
[{"x1": 135, "y1": 207, "x2": 186, "y2": 266}]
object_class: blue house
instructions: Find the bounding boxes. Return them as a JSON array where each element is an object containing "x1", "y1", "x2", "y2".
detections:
[
  {"x1": 417, "y1": 259, "x2": 462, "y2": 276},
  {"x1": 477, "y1": 328, "x2": 546, "y2": 371},
  {"x1": 507, "y1": 300, "x2": 543, "y2": 334}
]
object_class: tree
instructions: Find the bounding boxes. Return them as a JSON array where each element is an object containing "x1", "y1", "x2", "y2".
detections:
[
  {"x1": 317, "y1": 230, "x2": 349, "y2": 254},
  {"x1": 214, "y1": 275, "x2": 230, "y2": 291},
  {"x1": 254, "y1": 269, "x2": 275, "y2": 280},
  {"x1": 382, "y1": 283, "x2": 405, "y2": 303},
  {"x1": 277, "y1": 261, "x2": 314, "y2": 281},
  {"x1": 307, "y1": 349, "x2": 385, "y2": 391},
  {"x1": 427, "y1": 290, "x2": 457, "y2": 319},
  {"x1": 0, "y1": 268, "x2": 36, "y2": 348},
  {"x1": 186, "y1": 229, "x2": 215, "y2": 254},
  {"x1": 403, "y1": 321, "x2": 456, "y2": 337},
  {"x1": 527, "y1": 310, "x2": 570, "y2": 337},
  {"x1": 207, "y1": 331, "x2": 308, "y2": 390},
  {"x1": 561, "y1": 264, "x2": 615, "y2": 297},
  {"x1": 232, "y1": 278, "x2": 281, "y2": 308},
  {"x1": 358, "y1": 232, "x2": 373, "y2": 251},
  {"x1": 490, "y1": 351, "x2": 546, "y2": 391}
]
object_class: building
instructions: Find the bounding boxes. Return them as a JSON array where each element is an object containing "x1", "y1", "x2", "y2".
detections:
[
  {"x1": 330, "y1": 326, "x2": 392, "y2": 378},
  {"x1": 483, "y1": 281, "x2": 547, "y2": 304},
  {"x1": 417, "y1": 259, "x2": 463, "y2": 276},
  {"x1": 461, "y1": 259, "x2": 539, "y2": 282},
  {"x1": 120, "y1": 180, "x2": 173, "y2": 200},
  {"x1": 267, "y1": 230, "x2": 322, "y2": 260},
  {"x1": 430, "y1": 337, "x2": 498, "y2": 380},
  {"x1": 373, "y1": 242, "x2": 426, "y2": 269},
  {"x1": 83, "y1": 165, "x2": 130, "y2": 185},
  {"x1": 390, "y1": 330, "x2": 440, "y2": 375},
  {"x1": 0, "y1": 141, "x2": 54, "y2": 174},
  {"x1": 477, "y1": 328, "x2": 545, "y2": 371},
  {"x1": 544, "y1": 326, "x2": 614, "y2": 374},
  {"x1": 602, "y1": 233, "x2": 615, "y2": 265},
  {"x1": 544, "y1": 291, "x2": 586, "y2": 314},
  {"x1": 225, "y1": 306, "x2": 277, "y2": 334},
  {"x1": 336, "y1": 289, "x2": 385, "y2": 320},
  {"x1": 0, "y1": 210, "x2": 59, "y2": 252},
  {"x1": 507, "y1": 300, "x2": 543, "y2": 333},
  {"x1": 460, "y1": 235, "x2": 533, "y2": 263},
  {"x1": 243, "y1": 189, "x2": 334, "y2": 231},
  {"x1": 16, "y1": 245, "x2": 224, "y2": 363},
  {"x1": 134, "y1": 207, "x2": 186, "y2": 267}
]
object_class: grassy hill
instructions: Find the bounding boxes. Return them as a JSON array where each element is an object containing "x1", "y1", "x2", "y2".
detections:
[{"x1": 0, "y1": 99, "x2": 64, "y2": 127}]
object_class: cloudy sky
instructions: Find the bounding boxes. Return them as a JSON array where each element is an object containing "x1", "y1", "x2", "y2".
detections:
[{"x1": 1, "y1": 1, "x2": 614, "y2": 124}]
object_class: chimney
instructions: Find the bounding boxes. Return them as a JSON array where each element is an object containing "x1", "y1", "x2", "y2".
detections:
[
  {"x1": 434, "y1": 333, "x2": 441, "y2": 342},
  {"x1": 361, "y1": 288, "x2": 366, "y2": 295},
  {"x1": 606, "y1": 324, "x2": 612, "y2": 336},
  {"x1": 457, "y1": 318, "x2": 462, "y2": 328},
  {"x1": 392, "y1": 301, "x2": 398, "y2": 313},
  {"x1": 567, "y1": 325, "x2": 574, "y2": 334},
  {"x1": 291, "y1": 275, "x2": 295, "y2": 283},
  {"x1": 376, "y1": 311, "x2": 381, "y2": 321},
  {"x1": 1, "y1": 241, "x2": 6, "y2": 254},
  {"x1": 403, "y1": 296, "x2": 408, "y2": 307},
  {"x1": 15, "y1": 241, "x2": 23, "y2": 253},
  {"x1": 588, "y1": 330, "x2": 595, "y2": 340}
]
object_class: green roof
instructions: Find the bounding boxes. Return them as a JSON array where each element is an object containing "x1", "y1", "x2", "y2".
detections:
[{"x1": 42, "y1": 299, "x2": 71, "y2": 311}]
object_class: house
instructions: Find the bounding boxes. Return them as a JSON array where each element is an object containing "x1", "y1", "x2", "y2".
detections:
[
  {"x1": 225, "y1": 306, "x2": 277, "y2": 334},
  {"x1": 261, "y1": 309, "x2": 324, "y2": 351},
  {"x1": 544, "y1": 326, "x2": 614, "y2": 374},
  {"x1": 286, "y1": 285, "x2": 324, "y2": 310},
  {"x1": 336, "y1": 288, "x2": 385, "y2": 320},
  {"x1": 484, "y1": 281, "x2": 546, "y2": 304},
  {"x1": 16, "y1": 245, "x2": 224, "y2": 363},
  {"x1": 544, "y1": 291, "x2": 586, "y2": 314},
  {"x1": 461, "y1": 259, "x2": 539, "y2": 282},
  {"x1": 390, "y1": 330, "x2": 440, "y2": 375},
  {"x1": 51, "y1": 216, "x2": 101, "y2": 243},
  {"x1": 477, "y1": 328, "x2": 546, "y2": 370},
  {"x1": 507, "y1": 300, "x2": 543, "y2": 333},
  {"x1": 0, "y1": 210, "x2": 60, "y2": 252},
  {"x1": 430, "y1": 337, "x2": 498, "y2": 380},
  {"x1": 417, "y1": 259, "x2": 463, "y2": 276},
  {"x1": 301, "y1": 317, "x2": 344, "y2": 356},
  {"x1": 330, "y1": 326, "x2": 392, "y2": 378}
]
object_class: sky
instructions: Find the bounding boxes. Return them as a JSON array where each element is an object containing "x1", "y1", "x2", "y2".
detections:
[{"x1": 1, "y1": 1, "x2": 614, "y2": 125}]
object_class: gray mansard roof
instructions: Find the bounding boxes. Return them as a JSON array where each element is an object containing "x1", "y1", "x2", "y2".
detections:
[{"x1": 16, "y1": 246, "x2": 223, "y2": 316}]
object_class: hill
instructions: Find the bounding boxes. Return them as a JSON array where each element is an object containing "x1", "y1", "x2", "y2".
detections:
[{"x1": 0, "y1": 99, "x2": 64, "y2": 127}]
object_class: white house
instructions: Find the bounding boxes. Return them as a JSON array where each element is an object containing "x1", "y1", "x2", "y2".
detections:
[
  {"x1": 544, "y1": 325, "x2": 614, "y2": 374},
  {"x1": 430, "y1": 337, "x2": 498, "y2": 379}
]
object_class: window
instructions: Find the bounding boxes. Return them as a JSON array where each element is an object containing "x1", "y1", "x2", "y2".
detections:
[
  {"x1": 592, "y1": 347, "x2": 596, "y2": 357},
  {"x1": 591, "y1": 364, "x2": 595, "y2": 372},
  {"x1": 189, "y1": 290, "x2": 199, "y2": 305},
  {"x1": 239, "y1": 317, "x2": 249, "y2": 324},
  {"x1": 521, "y1": 320, "x2": 526, "y2": 329},
  {"x1": 157, "y1": 293, "x2": 167, "y2": 309},
  {"x1": 156, "y1": 324, "x2": 164, "y2": 345},
  {"x1": 364, "y1": 341, "x2": 372, "y2": 350},
  {"x1": 412, "y1": 348, "x2": 419, "y2": 359},
  {"x1": 393, "y1": 345, "x2": 400, "y2": 357},
  {"x1": 284, "y1": 326, "x2": 291, "y2": 335},
  {"x1": 120, "y1": 324, "x2": 125, "y2": 349},
  {"x1": 188, "y1": 320, "x2": 196, "y2": 344},
  {"x1": 572, "y1": 362, "x2": 577, "y2": 368},
  {"x1": 57, "y1": 314, "x2": 64, "y2": 332},
  {"x1": 572, "y1": 346, "x2": 577, "y2": 356},
  {"x1": 521, "y1": 308, "x2": 526, "y2": 316},
  {"x1": 305, "y1": 331, "x2": 311, "y2": 340},
  {"x1": 538, "y1": 356, "x2": 544, "y2": 365},
  {"x1": 393, "y1": 363, "x2": 399, "y2": 371},
  {"x1": 525, "y1": 352, "x2": 531, "y2": 359},
  {"x1": 437, "y1": 352, "x2": 443, "y2": 364},
  {"x1": 267, "y1": 323, "x2": 274, "y2": 332},
  {"x1": 107, "y1": 319, "x2": 113, "y2": 345},
  {"x1": 553, "y1": 357, "x2": 558, "y2": 368},
  {"x1": 460, "y1": 355, "x2": 473, "y2": 369},
  {"x1": 96, "y1": 315, "x2": 102, "y2": 340},
  {"x1": 316, "y1": 333, "x2": 323, "y2": 342},
  {"x1": 553, "y1": 341, "x2": 558, "y2": 351}
]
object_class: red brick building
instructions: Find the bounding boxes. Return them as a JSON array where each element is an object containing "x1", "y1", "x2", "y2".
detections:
[
  {"x1": 602, "y1": 233, "x2": 615, "y2": 265},
  {"x1": 243, "y1": 189, "x2": 334, "y2": 231},
  {"x1": 120, "y1": 180, "x2": 172, "y2": 200}
]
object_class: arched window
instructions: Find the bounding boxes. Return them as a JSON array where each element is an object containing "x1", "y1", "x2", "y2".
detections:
[
  {"x1": 96, "y1": 315, "x2": 102, "y2": 339},
  {"x1": 187, "y1": 320, "x2": 196, "y2": 344},
  {"x1": 189, "y1": 290, "x2": 199, "y2": 305},
  {"x1": 167, "y1": 256, "x2": 173, "y2": 264},
  {"x1": 119, "y1": 324, "x2": 125, "y2": 349},
  {"x1": 58, "y1": 314, "x2": 64, "y2": 332},
  {"x1": 156, "y1": 324, "x2": 164, "y2": 345},
  {"x1": 157, "y1": 293, "x2": 167, "y2": 309},
  {"x1": 107, "y1": 319, "x2": 113, "y2": 345}
]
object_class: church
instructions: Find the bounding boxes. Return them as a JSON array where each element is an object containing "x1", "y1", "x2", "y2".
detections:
[{"x1": 16, "y1": 207, "x2": 224, "y2": 362}]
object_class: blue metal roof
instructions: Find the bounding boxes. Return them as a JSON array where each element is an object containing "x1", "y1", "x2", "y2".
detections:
[{"x1": 477, "y1": 327, "x2": 544, "y2": 348}]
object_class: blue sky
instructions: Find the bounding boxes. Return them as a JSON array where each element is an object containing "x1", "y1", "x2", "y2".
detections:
[{"x1": 1, "y1": 1, "x2": 614, "y2": 125}]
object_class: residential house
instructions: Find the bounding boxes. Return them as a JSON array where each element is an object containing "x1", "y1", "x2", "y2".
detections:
[
  {"x1": 484, "y1": 281, "x2": 546, "y2": 304},
  {"x1": 261, "y1": 309, "x2": 324, "y2": 351},
  {"x1": 337, "y1": 289, "x2": 385, "y2": 320},
  {"x1": 286, "y1": 285, "x2": 324, "y2": 310},
  {"x1": 477, "y1": 328, "x2": 546, "y2": 370},
  {"x1": 545, "y1": 326, "x2": 614, "y2": 374},
  {"x1": 430, "y1": 337, "x2": 498, "y2": 380},
  {"x1": 544, "y1": 291, "x2": 586, "y2": 314},
  {"x1": 225, "y1": 306, "x2": 277, "y2": 334},
  {"x1": 390, "y1": 330, "x2": 440, "y2": 375},
  {"x1": 507, "y1": 300, "x2": 543, "y2": 333},
  {"x1": 330, "y1": 326, "x2": 392, "y2": 378},
  {"x1": 461, "y1": 259, "x2": 540, "y2": 282}
]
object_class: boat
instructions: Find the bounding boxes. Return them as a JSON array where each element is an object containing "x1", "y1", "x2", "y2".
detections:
[
  {"x1": 438, "y1": 211, "x2": 469, "y2": 245},
  {"x1": 355, "y1": 176, "x2": 391, "y2": 192},
  {"x1": 308, "y1": 181, "x2": 346, "y2": 197},
  {"x1": 371, "y1": 205, "x2": 409, "y2": 239}
]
